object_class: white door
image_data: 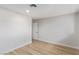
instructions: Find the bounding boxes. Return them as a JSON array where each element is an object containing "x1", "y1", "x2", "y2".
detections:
[{"x1": 33, "y1": 23, "x2": 39, "y2": 39}]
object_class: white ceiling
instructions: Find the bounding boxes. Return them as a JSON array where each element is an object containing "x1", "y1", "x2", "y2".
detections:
[{"x1": 0, "y1": 4, "x2": 79, "y2": 20}]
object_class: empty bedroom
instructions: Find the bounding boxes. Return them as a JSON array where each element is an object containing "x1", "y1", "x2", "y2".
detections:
[{"x1": 0, "y1": 4, "x2": 79, "y2": 55}]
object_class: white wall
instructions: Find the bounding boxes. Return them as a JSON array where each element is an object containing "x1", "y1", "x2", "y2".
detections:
[
  {"x1": 0, "y1": 8, "x2": 32, "y2": 53},
  {"x1": 76, "y1": 12, "x2": 79, "y2": 49},
  {"x1": 33, "y1": 13, "x2": 79, "y2": 49}
]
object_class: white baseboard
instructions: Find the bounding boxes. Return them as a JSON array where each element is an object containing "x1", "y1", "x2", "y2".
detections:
[
  {"x1": 2, "y1": 41, "x2": 32, "y2": 54},
  {"x1": 36, "y1": 39, "x2": 79, "y2": 50}
]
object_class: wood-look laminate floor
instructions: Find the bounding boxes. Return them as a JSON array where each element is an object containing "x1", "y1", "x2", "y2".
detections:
[{"x1": 5, "y1": 39, "x2": 79, "y2": 55}]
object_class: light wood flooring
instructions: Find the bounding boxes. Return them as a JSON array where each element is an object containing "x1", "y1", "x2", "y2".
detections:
[{"x1": 5, "y1": 39, "x2": 79, "y2": 55}]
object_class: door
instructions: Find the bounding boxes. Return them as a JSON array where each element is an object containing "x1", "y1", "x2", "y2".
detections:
[{"x1": 33, "y1": 23, "x2": 39, "y2": 39}]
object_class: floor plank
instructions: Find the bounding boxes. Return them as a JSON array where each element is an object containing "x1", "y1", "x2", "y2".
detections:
[{"x1": 5, "y1": 39, "x2": 79, "y2": 55}]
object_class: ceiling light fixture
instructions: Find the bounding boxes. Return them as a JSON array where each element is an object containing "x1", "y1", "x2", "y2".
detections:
[
  {"x1": 30, "y1": 4, "x2": 37, "y2": 7},
  {"x1": 26, "y1": 10, "x2": 30, "y2": 13}
]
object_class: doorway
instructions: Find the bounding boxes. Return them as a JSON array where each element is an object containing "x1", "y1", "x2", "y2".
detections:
[{"x1": 33, "y1": 22, "x2": 39, "y2": 40}]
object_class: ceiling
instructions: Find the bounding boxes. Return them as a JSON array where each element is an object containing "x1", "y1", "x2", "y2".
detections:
[{"x1": 0, "y1": 4, "x2": 79, "y2": 20}]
